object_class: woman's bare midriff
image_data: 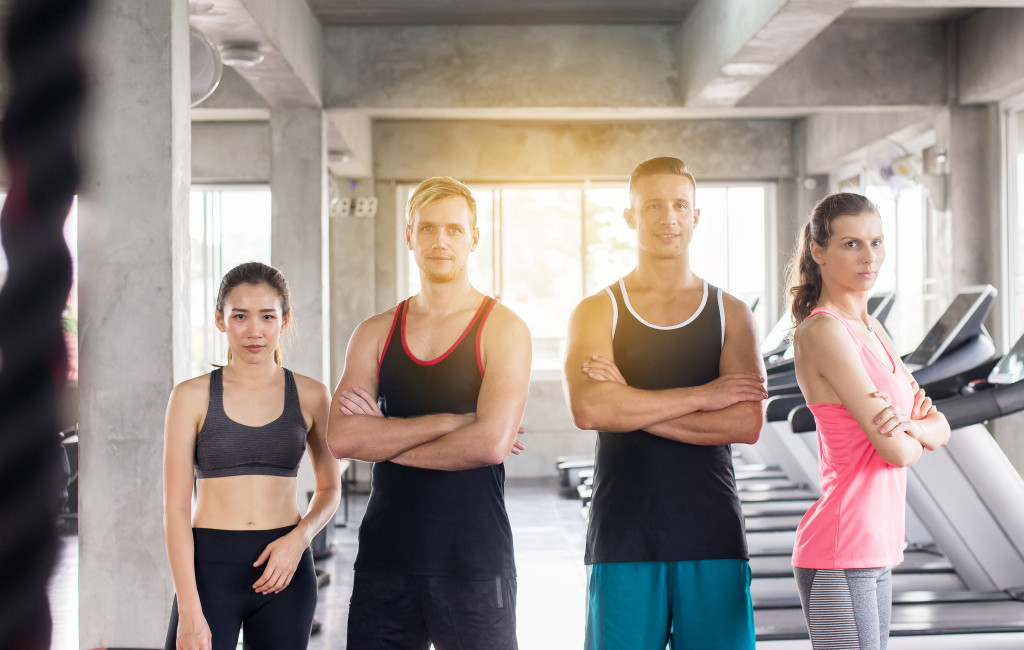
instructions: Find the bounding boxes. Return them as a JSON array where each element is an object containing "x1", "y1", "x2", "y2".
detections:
[{"x1": 192, "y1": 475, "x2": 302, "y2": 530}]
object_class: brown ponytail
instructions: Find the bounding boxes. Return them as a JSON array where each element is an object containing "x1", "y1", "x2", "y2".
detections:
[{"x1": 786, "y1": 192, "x2": 878, "y2": 327}]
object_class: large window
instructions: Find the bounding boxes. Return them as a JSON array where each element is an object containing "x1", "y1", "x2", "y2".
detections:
[
  {"x1": 189, "y1": 186, "x2": 272, "y2": 377},
  {"x1": 1005, "y1": 103, "x2": 1024, "y2": 350},
  {"x1": 866, "y1": 184, "x2": 929, "y2": 354},
  {"x1": 401, "y1": 182, "x2": 773, "y2": 371}
]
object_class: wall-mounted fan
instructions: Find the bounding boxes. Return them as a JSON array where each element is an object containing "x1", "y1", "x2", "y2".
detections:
[
  {"x1": 190, "y1": 26, "x2": 222, "y2": 107},
  {"x1": 865, "y1": 139, "x2": 921, "y2": 200}
]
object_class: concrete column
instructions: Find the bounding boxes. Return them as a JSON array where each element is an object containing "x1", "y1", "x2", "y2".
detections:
[
  {"x1": 934, "y1": 105, "x2": 1002, "y2": 340},
  {"x1": 329, "y1": 178, "x2": 376, "y2": 384},
  {"x1": 270, "y1": 108, "x2": 329, "y2": 384},
  {"x1": 77, "y1": 0, "x2": 191, "y2": 646}
]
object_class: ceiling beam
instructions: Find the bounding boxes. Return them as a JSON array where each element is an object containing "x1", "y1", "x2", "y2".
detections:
[
  {"x1": 191, "y1": 0, "x2": 323, "y2": 107},
  {"x1": 679, "y1": 0, "x2": 858, "y2": 107}
]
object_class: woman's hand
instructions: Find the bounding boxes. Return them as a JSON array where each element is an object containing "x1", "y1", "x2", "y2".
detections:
[
  {"x1": 871, "y1": 391, "x2": 921, "y2": 439},
  {"x1": 176, "y1": 607, "x2": 212, "y2": 650},
  {"x1": 509, "y1": 427, "x2": 526, "y2": 457},
  {"x1": 910, "y1": 384, "x2": 937, "y2": 420},
  {"x1": 252, "y1": 530, "x2": 307, "y2": 595}
]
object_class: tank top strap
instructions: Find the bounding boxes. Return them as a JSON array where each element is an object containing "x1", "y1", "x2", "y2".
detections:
[
  {"x1": 282, "y1": 368, "x2": 306, "y2": 428},
  {"x1": 470, "y1": 297, "x2": 497, "y2": 376},
  {"x1": 377, "y1": 300, "x2": 407, "y2": 382},
  {"x1": 208, "y1": 367, "x2": 224, "y2": 412},
  {"x1": 806, "y1": 307, "x2": 863, "y2": 347}
]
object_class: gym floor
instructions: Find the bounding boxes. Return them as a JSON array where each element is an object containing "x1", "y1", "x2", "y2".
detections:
[{"x1": 48, "y1": 477, "x2": 1024, "y2": 649}]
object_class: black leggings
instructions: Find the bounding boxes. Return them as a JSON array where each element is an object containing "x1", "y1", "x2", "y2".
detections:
[{"x1": 164, "y1": 526, "x2": 317, "y2": 650}]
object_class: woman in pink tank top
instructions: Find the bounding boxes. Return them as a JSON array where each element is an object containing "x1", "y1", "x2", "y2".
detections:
[{"x1": 786, "y1": 193, "x2": 951, "y2": 650}]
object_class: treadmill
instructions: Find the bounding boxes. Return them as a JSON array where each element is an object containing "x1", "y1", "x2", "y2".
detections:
[
  {"x1": 749, "y1": 317, "x2": 1024, "y2": 639},
  {"x1": 766, "y1": 292, "x2": 897, "y2": 395}
]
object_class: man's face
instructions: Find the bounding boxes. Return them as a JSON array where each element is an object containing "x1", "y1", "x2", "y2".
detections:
[
  {"x1": 624, "y1": 174, "x2": 700, "y2": 260},
  {"x1": 406, "y1": 196, "x2": 480, "y2": 284}
]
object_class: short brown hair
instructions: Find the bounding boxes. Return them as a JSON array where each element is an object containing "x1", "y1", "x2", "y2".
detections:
[
  {"x1": 407, "y1": 176, "x2": 477, "y2": 229},
  {"x1": 628, "y1": 157, "x2": 697, "y2": 200}
]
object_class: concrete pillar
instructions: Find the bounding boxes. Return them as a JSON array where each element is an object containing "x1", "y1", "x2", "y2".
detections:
[
  {"x1": 77, "y1": 0, "x2": 191, "y2": 646},
  {"x1": 270, "y1": 108, "x2": 329, "y2": 384},
  {"x1": 329, "y1": 178, "x2": 376, "y2": 384},
  {"x1": 934, "y1": 105, "x2": 1002, "y2": 340}
]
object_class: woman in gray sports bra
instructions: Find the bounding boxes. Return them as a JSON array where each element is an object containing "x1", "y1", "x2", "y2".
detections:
[{"x1": 162, "y1": 262, "x2": 341, "y2": 650}]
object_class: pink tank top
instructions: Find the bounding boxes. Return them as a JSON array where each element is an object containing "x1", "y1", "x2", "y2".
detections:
[{"x1": 791, "y1": 307, "x2": 915, "y2": 569}]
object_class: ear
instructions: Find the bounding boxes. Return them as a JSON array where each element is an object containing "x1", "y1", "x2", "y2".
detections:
[
  {"x1": 692, "y1": 207, "x2": 700, "y2": 228},
  {"x1": 215, "y1": 310, "x2": 227, "y2": 333},
  {"x1": 810, "y1": 240, "x2": 826, "y2": 266},
  {"x1": 281, "y1": 311, "x2": 291, "y2": 332},
  {"x1": 471, "y1": 226, "x2": 480, "y2": 252},
  {"x1": 405, "y1": 224, "x2": 413, "y2": 250},
  {"x1": 623, "y1": 207, "x2": 637, "y2": 230}
]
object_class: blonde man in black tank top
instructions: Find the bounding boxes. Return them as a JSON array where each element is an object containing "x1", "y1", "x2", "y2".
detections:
[
  {"x1": 563, "y1": 158, "x2": 768, "y2": 650},
  {"x1": 327, "y1": 177, "x2": 531, "y2": 649}
]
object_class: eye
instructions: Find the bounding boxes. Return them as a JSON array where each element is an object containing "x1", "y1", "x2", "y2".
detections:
[
  {"x1": 233, "y1": 314, "x2": 246, "y2": 320},
  {"x1": 845, "y1": 241, "x2": 858, "y2": 248},
  {"x1": 872, "y1": 239, "x2": 883, "y2": 247},
  {"x1": 262, "y1": 314, "x2": 276, "y2": 320}
]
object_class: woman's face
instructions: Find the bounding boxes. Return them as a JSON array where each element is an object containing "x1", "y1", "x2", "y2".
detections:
[
  {"x1": 812, "y1": 210, "x2": 885, "y2": 293},
  {"x1": 215, "y1": 282, "x2": 288, "y2": 364}
]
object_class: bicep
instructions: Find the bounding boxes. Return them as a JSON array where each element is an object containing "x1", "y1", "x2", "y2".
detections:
[
  {"x1": 477, "y1": 316, "x2": 532, "y2": 431},
  {"x1": 563, "y1": 296, "x2": 615, "y2": 397},
  {"x1": 163, "y1": 388, "x2": 199, "y2": 511},
  {"x1": 720, "y1": 296, "x2": 766, "y2": 376}
]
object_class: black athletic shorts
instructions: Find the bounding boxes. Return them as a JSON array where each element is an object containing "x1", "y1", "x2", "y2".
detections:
[
  {"x1": 346, "y1": 570, "x2": 517, "y2": 650},
  {"x1": 164, "y1": 526, "x2": 317, "y2": 650}
]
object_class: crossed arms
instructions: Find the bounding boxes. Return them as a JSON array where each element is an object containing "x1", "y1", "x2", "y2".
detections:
[
  {"x1": 326, "y1": 304, "x2": 531, "y2": 471},
  {"x1": 563, "y1": 290, "x2": 767, "y2": 445}
]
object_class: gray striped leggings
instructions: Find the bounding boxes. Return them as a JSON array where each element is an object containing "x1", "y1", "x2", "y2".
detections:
[{"x1": 793, "y1": 567, "x2": 892, "y2": 650}]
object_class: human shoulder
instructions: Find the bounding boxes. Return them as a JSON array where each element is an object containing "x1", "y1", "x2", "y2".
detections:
[
  {"x1": 290, "y1": 370, "x2": 331, "y2": 401},
  {"x1": 571, "y1": 288, "x2": 616, "y2": 323},
  {"x1": 794, "y1": 311, "x2": 855, "y2": 356},
  {"x1": 168, "y1": 373, "x2": 210, "y2": 407},
  {"x1": 718, "y1": 289, "x2": 754, "y2": 320},
  {"x1": 482, "y1": 299, "x2": 531, "y2": 342}
]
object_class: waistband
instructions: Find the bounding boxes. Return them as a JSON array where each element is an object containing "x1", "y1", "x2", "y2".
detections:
[{"x1": 192, "y1": 525, "x2": 298, "y2": 563}]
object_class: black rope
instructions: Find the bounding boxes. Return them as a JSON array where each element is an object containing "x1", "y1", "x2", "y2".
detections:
[{"x1": 0, "y1": 0, "x2": 91, "y2": 647}]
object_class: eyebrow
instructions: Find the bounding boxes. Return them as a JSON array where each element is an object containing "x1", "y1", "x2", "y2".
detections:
[{"x1": 228, "y1": 308, "x2": 279, "y2": 313}]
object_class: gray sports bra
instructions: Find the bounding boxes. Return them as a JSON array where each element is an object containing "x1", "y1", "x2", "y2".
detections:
[{"x1": 194, "y1": 367, "x2": 307, "y2": 479}]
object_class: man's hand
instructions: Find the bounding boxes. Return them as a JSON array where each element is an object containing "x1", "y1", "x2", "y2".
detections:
[
  {"x1": 338, "y1": 386, "x2": 383, "y2": 417},
  {"x1": 582, "y1": 355, "x2": 626, "y2": 384},
  {"x1": 694, "y1": 373, "x2": 767, "y2": 412}
]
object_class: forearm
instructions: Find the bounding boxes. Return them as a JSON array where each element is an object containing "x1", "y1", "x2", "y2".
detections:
[
  {"x1": 570, "y1": 381, "x2": 704, "y2": 433},
  {"x1": 645, "y1": 401, "x2": 763, "y2": 445},
  {"x1": 164, "y1": 509, "x2": 202, "y2": 609},
  {"x1": 391, "y1": 422, "x2": 510, "y2": 471},
  {"x1": 328, "y1": 412, "x2": 457, "y2": 462},
  {"x1": 912, "y1": 411, "x2": 951, "y2": 450},
  {"x1": 293, "y1": 486, "x2": 341, "y2": 545}
]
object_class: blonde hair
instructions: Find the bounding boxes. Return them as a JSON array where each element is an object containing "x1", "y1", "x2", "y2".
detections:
[{"x1": 406, "y1": 176, "x2": 477, "y2": 228}]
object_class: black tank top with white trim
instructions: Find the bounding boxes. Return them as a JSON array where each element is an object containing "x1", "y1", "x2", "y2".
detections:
[
  {"x1": 585, "y1": 279, "x2": 748, "y2": 564},
  {"x1": 355, "y1": 296, "x2": 516, "y2": 579},
  {"x1": 194, "y1": 367, "x2": 307, "y2": 479}
]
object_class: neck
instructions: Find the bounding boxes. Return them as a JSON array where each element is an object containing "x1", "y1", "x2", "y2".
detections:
[
  {"x1": 413, "y1": 274, "x2": 480, "y2": 315},
  {"x1": 631, "y1": 253, "x2": 699, "y2": 293},
  {"x1": 224, "y1": 357, "x2": 280, "y2": 383},
  {"x1": 819, "y1": 287, "x2": 870, "y2": 322}
]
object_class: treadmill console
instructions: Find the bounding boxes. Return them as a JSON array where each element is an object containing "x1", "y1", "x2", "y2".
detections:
[
  {"x1": 905, "y1": 285, "x2": 996, "y2": 371},
  {"x1": 761, "y1": 315, "x2": 793, "y2": 359},
  {"x1": 989, "y1": 333, "x2": 1024, "y2": 385}
]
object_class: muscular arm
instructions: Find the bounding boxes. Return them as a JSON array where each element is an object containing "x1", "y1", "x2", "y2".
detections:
[
  {"x1": 795, "y1": 316, "x2": 923, "y2": 467},
  {"x1": 563, "y1": 291, "x2": 765, "y2": 436},
  {"x1": 390, "y1": 306, "x2": 532, "y2": 471},
  {"x1": 326, "y1": 314, "x2": 468, "y2": 462},
  {"x1": 644, "y1": 294, "x2": 765, "y2": 444}
]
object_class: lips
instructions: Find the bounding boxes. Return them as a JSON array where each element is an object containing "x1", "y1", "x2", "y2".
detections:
[{"x1": 245, "y1": 345, "x2": 264, "y2": 353}]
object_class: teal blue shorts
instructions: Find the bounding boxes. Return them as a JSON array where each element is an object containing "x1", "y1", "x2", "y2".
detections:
[{"x1": 585, "y1": 559, "x2": 755, "y2": 650}]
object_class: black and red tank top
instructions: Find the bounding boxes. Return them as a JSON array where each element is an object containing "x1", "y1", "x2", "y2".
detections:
[
  {"x1": 354, "y1": 295, "x2": 516, "y2": 579},
  {"x1": 585, "y1": 279, "x2": 748, "y2": 565}
]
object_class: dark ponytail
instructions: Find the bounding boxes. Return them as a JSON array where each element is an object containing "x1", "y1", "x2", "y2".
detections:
[{"x1": 786, "y1": 192, "x2": 878, "y2": 326}]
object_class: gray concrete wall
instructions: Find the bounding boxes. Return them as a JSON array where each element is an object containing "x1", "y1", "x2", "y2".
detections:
[
  {"x1": 324, "y1": 25, "x2": 681, "y2": 109},
  {"x1": 959, "y1": 8, "x2": 1024, "y2": 104},
  {"x1": 804, "y1": 109, "x2": 939, "y2": 175},
  {"x1": 742, "y1": 20, "x2": 948, "y2": 108},
  {"x1": 191, "y1": 121, "x2": 270, "y2": 183},
  {"x1": 77, "y1": 0, "x2": 191, "y2": 646}
]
